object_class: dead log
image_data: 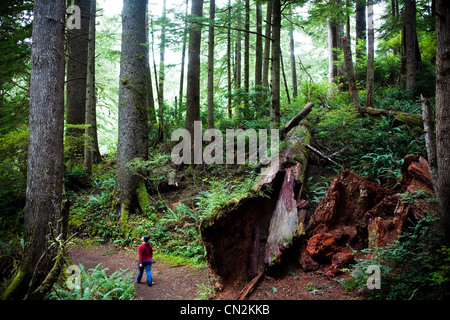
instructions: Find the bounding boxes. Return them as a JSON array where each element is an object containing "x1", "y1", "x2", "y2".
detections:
[
  {"x1": 236, "y1": 270, "x2": 264, "y2": 300},
  {"x1": 200, "y1": 120, "x2": 311, "y2": 297},
  {"x1": 280, "y1": 102, "x2": 314, "y2": 139},
  {"x1": 359, "y1": 106, "x2": 423, "y2": 128}
]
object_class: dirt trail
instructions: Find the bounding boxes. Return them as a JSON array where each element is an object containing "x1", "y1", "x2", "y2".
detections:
[{"x1": 68, "y1": 244, "x2": 210, "y2": 300}]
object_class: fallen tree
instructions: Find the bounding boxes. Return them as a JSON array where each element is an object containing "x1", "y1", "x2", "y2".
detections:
[
  {"x1": 200, "y1": 109, "x2": 312, "y2": 298},
  {"x1": 359, "y1": 106, "x2": 423, "y2": 128}
]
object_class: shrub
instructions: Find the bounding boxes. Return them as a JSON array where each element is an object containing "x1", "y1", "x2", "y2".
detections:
[{"x1": 50, "y1": 264, "x2": 136, "y2": 300}]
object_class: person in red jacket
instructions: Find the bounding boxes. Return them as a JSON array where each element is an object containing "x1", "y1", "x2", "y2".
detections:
[{"x1": 136, "y1": 235, "x2": 153, "y2": 286}]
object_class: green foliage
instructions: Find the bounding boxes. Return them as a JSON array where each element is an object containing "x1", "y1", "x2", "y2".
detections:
[
  {"x1": 344, "y1": 217, "x2": 449, "y2": 300},
  {"x1": 196, "y1": 171, "x2": 260, "y2": 218},
  {"x1": 49, "y1": 264, "x2": 136, "y2": 300},
  {"x1": 0, "y1": 125, "x2": 28, "y2": 232}
]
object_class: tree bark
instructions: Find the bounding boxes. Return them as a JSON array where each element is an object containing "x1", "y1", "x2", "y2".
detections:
[
  {"x1": 366, "y1": 0, "x2": 375, "y2": 108},
  {"x1": 355, "y1": 0, "x2": 366, "y2": 60},
  {"x1": 84, "y1": 0, "x2": 99, "y2": 174},
  {"x1": 227, "y1": 0, "x2": 232, "y2": 118},
  {"x1": 66, "y1": 0, "x2": 90, "y2": 160},
  {"x1": 342, "y1": 36, "x2": 361, "y2": 110},
  {"x1": 235, "y1": 0, "x2": 242, "y2": 92},
  {"x1": 270, "y1": 0, "x2": 281, "y2": 126},
  {"x1": 290, "y1": 27, "x2": 298, "y2": 99},
  {"x1": 255, "y1": 2, "x2": 263, "y2": 87},
  {"x1": 3, "y1": 0, "x2": 66, "y2": 300},
  {"x1": 420, "y1": 95, "x2": 438, "y2": 194},
  {"x1": 178, "y1": 0, "x2": 189, "y2": 123},
  {"x1": 244, "y1": 0, "x2": 250, "y2": 107},
  {"x1": 436, "y1": 0, "x2": 450, "y2": 245},
  {"x1": 404, "y1": 0, "x2": 417, "y2": 91},
  {"x1": 185, "y1": 0, "x2": 204, "y2": 162},
  {"x1": 157, "y1": 0, "x2": 167, "y2": 141},
  {"x1": 207, "y1": 0, "x2": 215, "y2": 129},
  {"x1": 115, "y1": 0, "x2": 150, "y2": 230},
  {"x1": 262, "y1": 0, "x2": 272, "y2": 90}
]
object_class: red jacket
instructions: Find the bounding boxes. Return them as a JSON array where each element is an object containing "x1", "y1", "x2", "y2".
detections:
[{"x1": 138, "y1": 243, "x2": 153, "y2": 264}]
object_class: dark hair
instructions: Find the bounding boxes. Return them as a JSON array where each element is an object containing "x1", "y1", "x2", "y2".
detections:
[{"x1": 143, "y1": 235, "x2": 150, "y2": 247}]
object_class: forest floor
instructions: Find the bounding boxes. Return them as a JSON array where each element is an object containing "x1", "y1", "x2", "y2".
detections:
[{"x1": 68, "y1": 243, "x2": 358, "y2": 300}]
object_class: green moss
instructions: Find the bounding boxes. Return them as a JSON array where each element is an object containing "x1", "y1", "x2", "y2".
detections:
[
  {"x1": 136, "y1": 180, "x2": 150, "y2": 215},
  {"x1": 2, "y1": 270, "x2": 25, "y2": 300},
  {"x1": 395, "y1": 113, "x2": 423, "y2": 128},
  {"x1": 119, "y1": 201, "x2": 130, "y2": 235}
]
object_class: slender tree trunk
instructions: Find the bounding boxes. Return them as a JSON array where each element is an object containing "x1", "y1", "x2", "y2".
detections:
[
  {"x1": 115, "y1": 0, "x2": 149, "y2": 229},
  {"x1": 262, "y1": 0, "x2": 272, "y2": 90},
  {"x1": 343, "y1": 36, "x2": 361, "y2": 110},
  {"x1": 235, "y1": 0, "x2": 242, "y2": 93},
  {"x1": 270, "y1": 0, "x2": 281, "y2": 126},
  {"x1": 207, "y1": 0, "x2": 215, "y2": 129},
  {"x1": 355, "y1": 0, "x2": 366, "y2": 60},
  {"x1": 290, "y1": 27, "x2": 297, "y2": 99},
  {"x1": 84, "y1": 0, "x2": 98, "y2": 174},
  {"x1": 281, "y1": 51, "x2": 291, "y2": 105},
  {"x1": 328, "y1": 19, "x2": 338, "y2": 84},
  {"x1": 145, "y1": 7, "x2": 156, "y2": 129},
  {"x1": 227, "y1": 0, "x2": 232, "y2": 118},
  {"x1": 366, "y1": 0, "x2": 375, "y2": 108},
  {"x1": 255, "y1": 2, "x2": 263, "y2": 87},
  {"x1": 178, "y1": 0, "x2": 189, "y2": 122},
  {"x1": 436, "y1": 0, "x2": 450, "y2": 245},
  {"x1": 420, "y1": 95, "x2": 438, "y2": 193},
  {"x1": 185, "y1": 0, "x2": 204, "y2": 162},
  {"x1": 404, "y1": 0, "x2": 417, "y2": 91},
  {"x1": 157, "y1": 0, "x2": 167, "y2": 141},
  {"x1": 66, "y1": 0, "x2": 90, "y2": 161},
  {"x1": 3, "y1": 0, "x2": 66, "y2": 300},
  {"x1": 244, "y1": 0, "x2": 250, "y2": 107}
]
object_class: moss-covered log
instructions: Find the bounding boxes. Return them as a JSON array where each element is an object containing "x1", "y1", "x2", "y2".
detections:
[{"x1": 360, "y1": 106, "x2": 423, "y2": 128}]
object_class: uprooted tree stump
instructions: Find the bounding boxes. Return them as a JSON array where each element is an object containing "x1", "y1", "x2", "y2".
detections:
[{"x1": 200, "y1": 117, "x2": 312, "y2": 298}]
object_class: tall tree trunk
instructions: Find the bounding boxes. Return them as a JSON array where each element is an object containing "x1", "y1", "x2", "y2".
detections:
[
  {"x1": 436, "y1": 0, "x2": 450, "y2": 245},
  {"x1": 207, "y1": 0, "x2": 215, "y2": 129},
  {"x1": 244, "y1": 0, "x2": 250, "y2": 107},
  {"x1": 66, "y1": 0, "x2": 90, "y2": 161},
  {"x1": 255, "y1": 2, "x2": 263, "y2": 87},
  {"x1": 270, "y1": 0, "x2": 281, "y2": 127},
  {"x1": 157, "y1": 0, "x2": 167, "y2": 141},
  {"x1": 178, "y1": 0, "x2": 189, "y2": 122},
  {"x1": 3, "y1": 0, "x2": 66, "y2": 300},
  {"x1": 235, "y1": 0, "x2": 242, "y2": 92},
  {"x1": 343, "y1": 36, "x2": 361, "y2": 110},
  {"x1": 84, "y1": 0, "x2": 99, "y2": 174},
  {"x1": 328, "y1": 19, "x2": 338, "y2": 84},
  {"x1": 290, "y1": 27, "x2": 298, "y2": 99},
  {"x1": 145, "y1": 7, "x2": 156, "y2": 130},
  {"x1": 366, "y1": 0, "x2": 375, "y2": 108},
  {"x1": 262, "y1": 0, "x2": 272, "y2": 90},
  {"x1": 281, "y1": 51, "x2": 291, "y2": 105},
  {"x1": 404, "y1": 0, "x2": 417, "y2": 91},
  {"x1": 185, "y1": 0, "x2": 204, "y2": 163},
  {"x1": 115, "y1": 0, "x2": 150, "y2": 231},
  {"x1": 355, "y1": 0, "x2": 366, "y2": 60},
  {"x1": 227, "y1": 0, "x2": 232, "y2": 119}
]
